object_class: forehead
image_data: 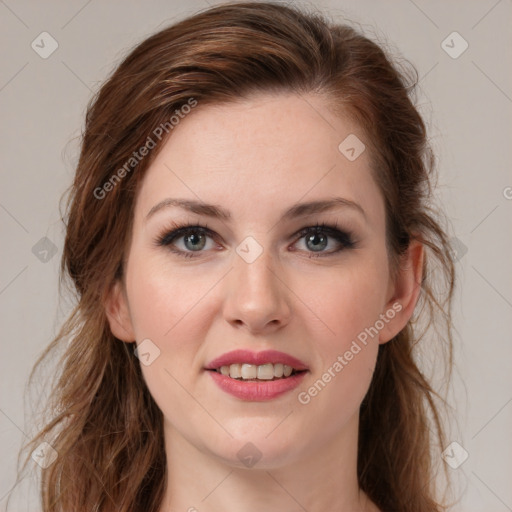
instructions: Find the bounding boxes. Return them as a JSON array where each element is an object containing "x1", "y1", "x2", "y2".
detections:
[{"x1": 135, "y1": 92, "x2": 384, "y2": 227}]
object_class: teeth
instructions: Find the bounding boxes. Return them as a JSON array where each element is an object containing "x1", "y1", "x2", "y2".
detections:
[
  {"x1": 257, "y1": 363, "x2": 274, "y2": 380},
  {"x1": 229, "y1": 363, "x2": 242, "y2": 379},
  {"x1": 241, "y1": 364, "x2": 257, "y2": 379},
  {"x1": 217, "y1": 363, "x2": 297, "y2": 380}
]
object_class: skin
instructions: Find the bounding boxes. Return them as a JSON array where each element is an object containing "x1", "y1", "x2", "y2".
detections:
[{"x1": 105, "y1": 92, "x2": 423, "y2": 512}]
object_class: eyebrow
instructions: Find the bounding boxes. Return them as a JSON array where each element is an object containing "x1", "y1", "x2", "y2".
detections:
[{"x1": 145, "y1": 197, "x2": 367, "y2": 222}]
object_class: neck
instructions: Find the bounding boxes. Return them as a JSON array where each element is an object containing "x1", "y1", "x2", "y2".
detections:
[{"x1": 158, "y1": 413, "x2": 379, "y2": 512}]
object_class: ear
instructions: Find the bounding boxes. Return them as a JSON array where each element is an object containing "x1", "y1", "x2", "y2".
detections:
[
  {"x1": 379, "y1": 239, "x2": 424, "y2": 344},
  {"x1": 104, "y1": 280, "x2": 136, "y2": 342}
]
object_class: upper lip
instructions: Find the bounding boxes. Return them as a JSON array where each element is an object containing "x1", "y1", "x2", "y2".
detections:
[{"x1": 205, "y1": 349, "x2": 309, "y2": 371}]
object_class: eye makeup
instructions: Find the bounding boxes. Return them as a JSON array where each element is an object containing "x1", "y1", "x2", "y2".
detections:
[{"x1": 154, "y1": 220, "x2": 357, "y2": 259}]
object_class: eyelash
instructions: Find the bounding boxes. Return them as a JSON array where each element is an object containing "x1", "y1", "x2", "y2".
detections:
[{"x1": 154, "y1": 221, "x2": 356, "y2": 259}]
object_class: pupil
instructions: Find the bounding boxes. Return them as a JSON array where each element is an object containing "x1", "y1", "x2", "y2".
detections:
[
  {"x1": 185, "y1": 232, "x2": 205, "y2": 251},
  {"x1": 307, "y1": 232, "x2": 327, "y2": 251}
]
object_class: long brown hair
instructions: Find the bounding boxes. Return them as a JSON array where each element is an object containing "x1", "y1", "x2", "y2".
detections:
[{"x1": 12, "y1": 2, "x2": 455, "y2": 511}]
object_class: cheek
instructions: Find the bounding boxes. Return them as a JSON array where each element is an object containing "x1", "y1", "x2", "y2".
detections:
[
  {"x1": 296, "y1": 255, "x2": 387, "y2": 411},
  {"x1": 296, "y1": 274, "x2": 383, "y2": 437},
  {"x1": 124, "y1": 257, "x2": 212, "y2": 427},
  {"x1": 126, "y1": 254, "x2": 213, "y2": 342},
  {"x1": 308, "y1": 257, "x2": 389, "y2": 349},
  {"x1": 124, "y1": 255, "x2": 217, "y2": 400}
]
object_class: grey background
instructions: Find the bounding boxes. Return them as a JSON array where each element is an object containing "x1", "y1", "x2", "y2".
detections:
[{"x1": 1, "y1": 0, "x2": 511, "y2": 510}]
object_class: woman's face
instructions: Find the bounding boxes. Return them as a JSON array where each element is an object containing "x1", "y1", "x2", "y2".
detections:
[{"x1": 107, "y1": 92, "x2": 417, "y2": 468}]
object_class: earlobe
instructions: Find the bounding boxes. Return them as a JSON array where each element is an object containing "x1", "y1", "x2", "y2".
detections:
[
  {"x1": 104, "y1": 280, "x2": 136, "y2": 342},
  {"x1": 379, "y1": 240, "x2": 424, "y2": 344}
]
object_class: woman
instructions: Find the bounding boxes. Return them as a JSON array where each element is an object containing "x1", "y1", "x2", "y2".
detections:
[{"x1": 15, "y1": 2, "x2": 455, "y2": 511}]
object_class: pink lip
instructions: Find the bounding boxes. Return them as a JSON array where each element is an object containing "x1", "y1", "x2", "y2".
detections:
[
  {"x1": 205, "y1": 349, "x2": 308, "y2": 371},
  {"x1": 204, "y1": 349, "x2": 309, "y2": 401},
  {"x1": 208, "y1": 370, "x2": 307, "y2": 401}
]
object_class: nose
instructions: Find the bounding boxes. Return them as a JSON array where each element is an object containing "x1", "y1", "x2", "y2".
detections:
[{"x1": 222, "y1": 246, "x2": 292, "y2": 334}]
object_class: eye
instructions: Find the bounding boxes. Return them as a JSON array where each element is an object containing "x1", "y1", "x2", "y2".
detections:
[
  {"x1": 155, "y1": 221, "x2": 356, "y2": 259},
  {"x1": 292, "y1": 222, "x2": 355, "y2": 258},
  {"x1": 155, "y1": 222, "x2": 218, "y2": 258}
]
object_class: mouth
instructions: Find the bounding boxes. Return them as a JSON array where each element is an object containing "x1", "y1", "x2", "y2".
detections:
[
  {"x1": 204, "y1": 349, "x2": 309, "y2": 401},
  {"x1": 208, "y1": 363, "x2": 307, "y2": 381}
]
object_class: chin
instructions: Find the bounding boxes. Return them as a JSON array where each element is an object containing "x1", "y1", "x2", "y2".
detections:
[{"x1": 202, "y1": 424, "x2": 308, "y2": 470}]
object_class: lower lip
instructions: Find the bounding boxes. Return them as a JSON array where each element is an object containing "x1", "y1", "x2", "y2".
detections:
[{"x1": 207, "y1": 370, "x2": 307, "y2": 401}]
